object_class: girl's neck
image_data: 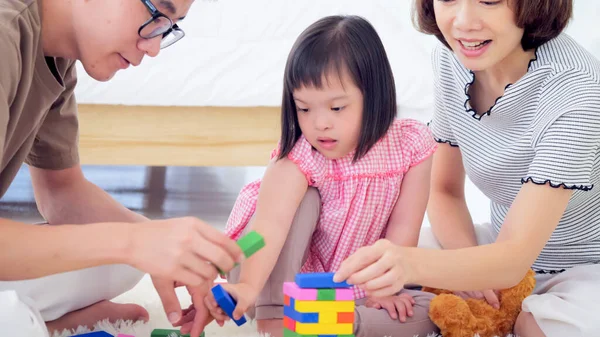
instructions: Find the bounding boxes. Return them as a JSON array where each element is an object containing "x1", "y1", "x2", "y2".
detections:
[{"x1": 473, "y1": 46, "x2": 536, "y2": 94}]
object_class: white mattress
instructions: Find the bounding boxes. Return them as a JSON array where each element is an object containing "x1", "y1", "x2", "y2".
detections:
[{"x1": 74, "y1": 0, "x2": 600, "y2": 124}]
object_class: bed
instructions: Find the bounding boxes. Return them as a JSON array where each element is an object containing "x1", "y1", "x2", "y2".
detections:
[{"x1": 73, "y1": 0, "x2": 600, "y2": 167}]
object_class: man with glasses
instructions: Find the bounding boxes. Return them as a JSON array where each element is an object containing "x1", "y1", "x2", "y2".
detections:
[{"x1": 0, "y1": 0, "x2": 241, "y2": 336}]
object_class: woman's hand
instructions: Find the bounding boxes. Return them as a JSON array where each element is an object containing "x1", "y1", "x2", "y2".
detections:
[
  {"x1": 365, "y1": 293, "x2": 415, "y2": 322},
  {"x1": 334, "y1": 239, "x2": 412, "y2": 298},
  {"x1": 453, "y1": 289, "x2": 500, "y2": 309}
]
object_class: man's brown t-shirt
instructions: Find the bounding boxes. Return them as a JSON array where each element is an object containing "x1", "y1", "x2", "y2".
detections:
[{"x1": 0, "y1": 0, "x2": 79, "y2": 197}]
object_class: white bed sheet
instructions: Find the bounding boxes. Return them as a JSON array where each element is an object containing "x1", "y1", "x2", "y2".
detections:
[
  {"x1": 74, "y1": 0, "x2": 600, "y2": 123},
  {"x1": 74, "y1": 0, "x2": 438, "y2": 122}
]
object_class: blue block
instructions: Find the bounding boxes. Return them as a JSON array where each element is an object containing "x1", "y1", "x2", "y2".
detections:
[
  {"x1": 295, "y1": 272, "x2": 350, "y2": 289},
  {"x1": 73, "y1": 332, "x2": 113, "y2": 337},
  {"x1": 284, "y1": 304, "x2": 319, "y2": 323},
  {"x1": 211, "y1": 284, "x2": 247, "y2": 326}
]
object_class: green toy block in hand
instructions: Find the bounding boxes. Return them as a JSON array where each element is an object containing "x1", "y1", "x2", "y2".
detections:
[{"x1": 217, "y1": 230, "x2": 265, "y2": 276}]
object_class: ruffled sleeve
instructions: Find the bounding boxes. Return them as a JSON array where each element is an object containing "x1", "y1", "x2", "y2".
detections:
[
  {"x1": 524, "y1": 70, "x2": 600, "y2": 191},
  {"x1": 428, "y1": 44, "x2": 459, "y2": 147},
  {"x1": 271, "y1": 136, "x2": 322, "y2": 186},
  {"x1": 399, "y1": 119, "x2": 438, "y2": 168}
]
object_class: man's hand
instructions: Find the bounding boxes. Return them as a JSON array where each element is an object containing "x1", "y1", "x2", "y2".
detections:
[
  {"x1": 129, "y1": 217, "x2": 244, "y2": 287},
  {"x1": 153, "y1": 277, "x2": 214, "y2": 337}
]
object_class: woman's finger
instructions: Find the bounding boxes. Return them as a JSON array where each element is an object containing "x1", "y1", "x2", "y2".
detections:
[{"x1": 334, "y1": 246, "x2": 384, "y2": 283}]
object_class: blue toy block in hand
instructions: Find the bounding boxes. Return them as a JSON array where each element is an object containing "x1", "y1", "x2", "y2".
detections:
[
  {"x1": 295, "y1": 272, "x2": 351, "y2": 289},
  {"x1": 211, "y1": 284, "x2": 247, "y2": 326}
]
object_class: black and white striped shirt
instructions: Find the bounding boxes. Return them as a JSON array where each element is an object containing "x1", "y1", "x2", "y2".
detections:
[{"x1": 429, "y1": 34, "x2": 600, "y2": 272}]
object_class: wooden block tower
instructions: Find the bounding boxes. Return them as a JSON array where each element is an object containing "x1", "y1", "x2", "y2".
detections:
[{"x1": 283, "y1": 272, "x2": 355, "y2": 337}]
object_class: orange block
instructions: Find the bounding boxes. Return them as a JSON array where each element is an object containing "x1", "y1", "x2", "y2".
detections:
[
  {"x1": 338, "y1": 312, "x2": 354, "y2": 323},
  {"x1": 284, "y1": 316, "x2": 296, "y2": 332},
  {"x1": 284, "y1": 294, "x2": 290, "y2": 306}
]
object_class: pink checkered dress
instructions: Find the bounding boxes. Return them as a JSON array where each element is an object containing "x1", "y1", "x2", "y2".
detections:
[{"x1": 225, "y1": 119, "x2": 437, "y2": 299}]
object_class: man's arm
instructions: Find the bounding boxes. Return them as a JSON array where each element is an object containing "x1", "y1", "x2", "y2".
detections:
[{"x1": 29, "y1": 165, "x2": 148, "y2": 224}]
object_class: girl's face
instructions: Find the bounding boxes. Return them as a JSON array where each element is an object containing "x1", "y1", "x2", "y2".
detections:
[
  {"x1": 434, "y1": 0, "x2": 525, "y2": 71},
  {"x1": 293, "y1": 71, "x2": 363, "y2": 160}
]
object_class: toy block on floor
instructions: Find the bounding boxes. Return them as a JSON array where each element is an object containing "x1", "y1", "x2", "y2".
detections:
[
  {"x1": 116, "y1": 334, "x2": 135, "y2": 337},
  {"x1": 284, "y1": 272, "x2": 355, "y2": 337},
  {"x1": 73, "y1": 332, "x2": 113, "y2": 337},
  {"x1": 211, "y1": 284, "x2": 247, "y2": 326},
  {"x1": 150, "y1": 329, "x2": 204, "y2": 337}
]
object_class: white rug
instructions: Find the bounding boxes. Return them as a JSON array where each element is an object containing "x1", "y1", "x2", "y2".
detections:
[{"x1": 50, "y1": 274, "x2": 264, "y2": 337}]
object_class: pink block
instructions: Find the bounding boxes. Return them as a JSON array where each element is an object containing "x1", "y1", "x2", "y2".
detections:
[
  {"x1": 283, "y1": 282, "x2": 354, "y2": 301},
  {"x1": 117, "y1": 335, "x2": 135, "y2": 337},
  {"x1": 283, "y1": 282, "x2": 317, "y2": 300},
  {"x1": 335, "y1": 288, "x2": 354, "y2": 300}
]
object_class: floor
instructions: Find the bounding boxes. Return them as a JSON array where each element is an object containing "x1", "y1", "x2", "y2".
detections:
[{"x1": 0, "y1": 165, "x2": 267, "y2": 229}]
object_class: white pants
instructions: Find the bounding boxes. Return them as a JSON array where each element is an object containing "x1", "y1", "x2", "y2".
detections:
[
  {"x1": 418, "y1": 224, "x2": 600, "y2": 337},
  {"x1": 0, "y1": 264, "x2": 144, "y2": 336}
]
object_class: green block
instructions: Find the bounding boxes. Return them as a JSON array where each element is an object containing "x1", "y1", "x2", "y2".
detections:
[
  {"x1": 283, "y1": 328, "x2": 354, "y2": 337},
  {"x1": 238, "y1": 230, "x2": 266, "y2": 258},
  {"x1": 317, "y1": 288, "x2": 336, "y2": 301},
  {"x1": 217, "y1": 230, "x2": 265, "y2": 275},
  {"x1": 150, "y1": 329, "x2": 204, "y2": 337}
]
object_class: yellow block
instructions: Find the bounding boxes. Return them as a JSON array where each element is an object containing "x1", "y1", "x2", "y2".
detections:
[
  {"x1": 296, "y1": 322, "x2": 353, "y2": 335},
  {"x1": 294, "y1": 300, "x2": 354, "y2": 313},
  {"x1": 319, "y1": 311, "x2": 337, "y2": 324}
]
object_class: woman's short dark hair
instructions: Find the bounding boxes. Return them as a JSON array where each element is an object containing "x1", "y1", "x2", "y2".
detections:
[
  {"x1": 412, "y1": 0, "x2": 573, "y2": 50},
  {"x1": 278, "y1": 15, "x2": 397, "y2": 162}
]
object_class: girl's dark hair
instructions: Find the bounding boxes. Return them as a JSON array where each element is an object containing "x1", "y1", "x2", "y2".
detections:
[
  {"x1": 412, "y1": 0, "x2": 573, "y2": 51},
  {"x1": 278, "y1": 15, "x2": 397, "y2": 162}
]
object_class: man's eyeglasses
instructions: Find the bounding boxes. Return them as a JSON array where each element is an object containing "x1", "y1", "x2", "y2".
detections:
[{"x1": 139, "y1": 0, "x2": 185, "y2": 49}]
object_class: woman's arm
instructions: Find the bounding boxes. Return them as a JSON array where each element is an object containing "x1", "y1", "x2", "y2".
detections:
[
  {"x1": 384, "y1": 156, "x2": 433, "y2": 247},
  {"x1": 427, "y1": 143, "x2": 479, "y2": 249},
  {"x1": 237, "y1": 157, "x2": 309, "y2": 292},
  {"x1": 407, "y1": 182, "x2": 572, "y2": 290},
  {"x1": 335, "y1": 181, "x2": 572, "y2": 294}
]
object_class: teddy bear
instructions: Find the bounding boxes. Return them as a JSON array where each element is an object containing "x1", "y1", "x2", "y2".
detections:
[{"x1": 421, "y1": 269, "x2": 536, "y2": 337}]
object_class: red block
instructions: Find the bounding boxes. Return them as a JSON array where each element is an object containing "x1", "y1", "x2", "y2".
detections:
[
  {"x1": 338, "y1": 312, "x2": 354, "y2": 323},
  {"x1": 284, "y1": 316, "x2": 296, "y2": 332}
]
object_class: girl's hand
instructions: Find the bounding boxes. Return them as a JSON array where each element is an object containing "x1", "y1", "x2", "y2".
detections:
[
  {"x1": 365, "y1": 293, "x2": 415, "y2": 322},
  {"x1": 204, "y1": 283, "x2": 260, "y2": 322},
  {"x1": 334, "y1": 239, "x2": 411, "y2": 298},
  {"x1": 203, "y1": 286, "x2": 230, "y2": 326}
]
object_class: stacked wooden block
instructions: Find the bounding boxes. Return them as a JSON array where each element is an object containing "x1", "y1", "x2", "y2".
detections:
[{"x1": 283, "y1": 272, "x2": 355, "y2": 337}]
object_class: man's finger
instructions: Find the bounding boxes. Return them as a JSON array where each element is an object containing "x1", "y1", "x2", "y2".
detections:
[
  {"x1": 194, "y1": 221, "x2": 244, "y2": 264},
  {"x1": 153, "y1": 279, "x2": 183, "y2": 325}
]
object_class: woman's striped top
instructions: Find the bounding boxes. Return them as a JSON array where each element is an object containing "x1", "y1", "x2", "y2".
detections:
[{"x1": 429, "y1": 34, "x2": 600, "y2": 272}]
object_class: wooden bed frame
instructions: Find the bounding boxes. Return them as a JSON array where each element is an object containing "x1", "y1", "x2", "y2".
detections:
[{"x1": 77, "y1": 104, "x2": 281, "y2": 167}]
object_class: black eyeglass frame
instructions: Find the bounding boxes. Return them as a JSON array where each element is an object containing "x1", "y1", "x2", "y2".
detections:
[{"x1": 138, "y1": 0, "x2": 185, "y2": 49}]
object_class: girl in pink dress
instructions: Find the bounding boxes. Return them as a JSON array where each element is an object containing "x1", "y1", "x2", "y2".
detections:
[{"x1": 205, "y1": 15, "x2": 439, "y2": 337}]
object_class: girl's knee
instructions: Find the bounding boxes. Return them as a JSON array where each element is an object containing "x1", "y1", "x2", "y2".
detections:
[{"x1": 514, "y1": 311, "x2": 546, "y2": 337}]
